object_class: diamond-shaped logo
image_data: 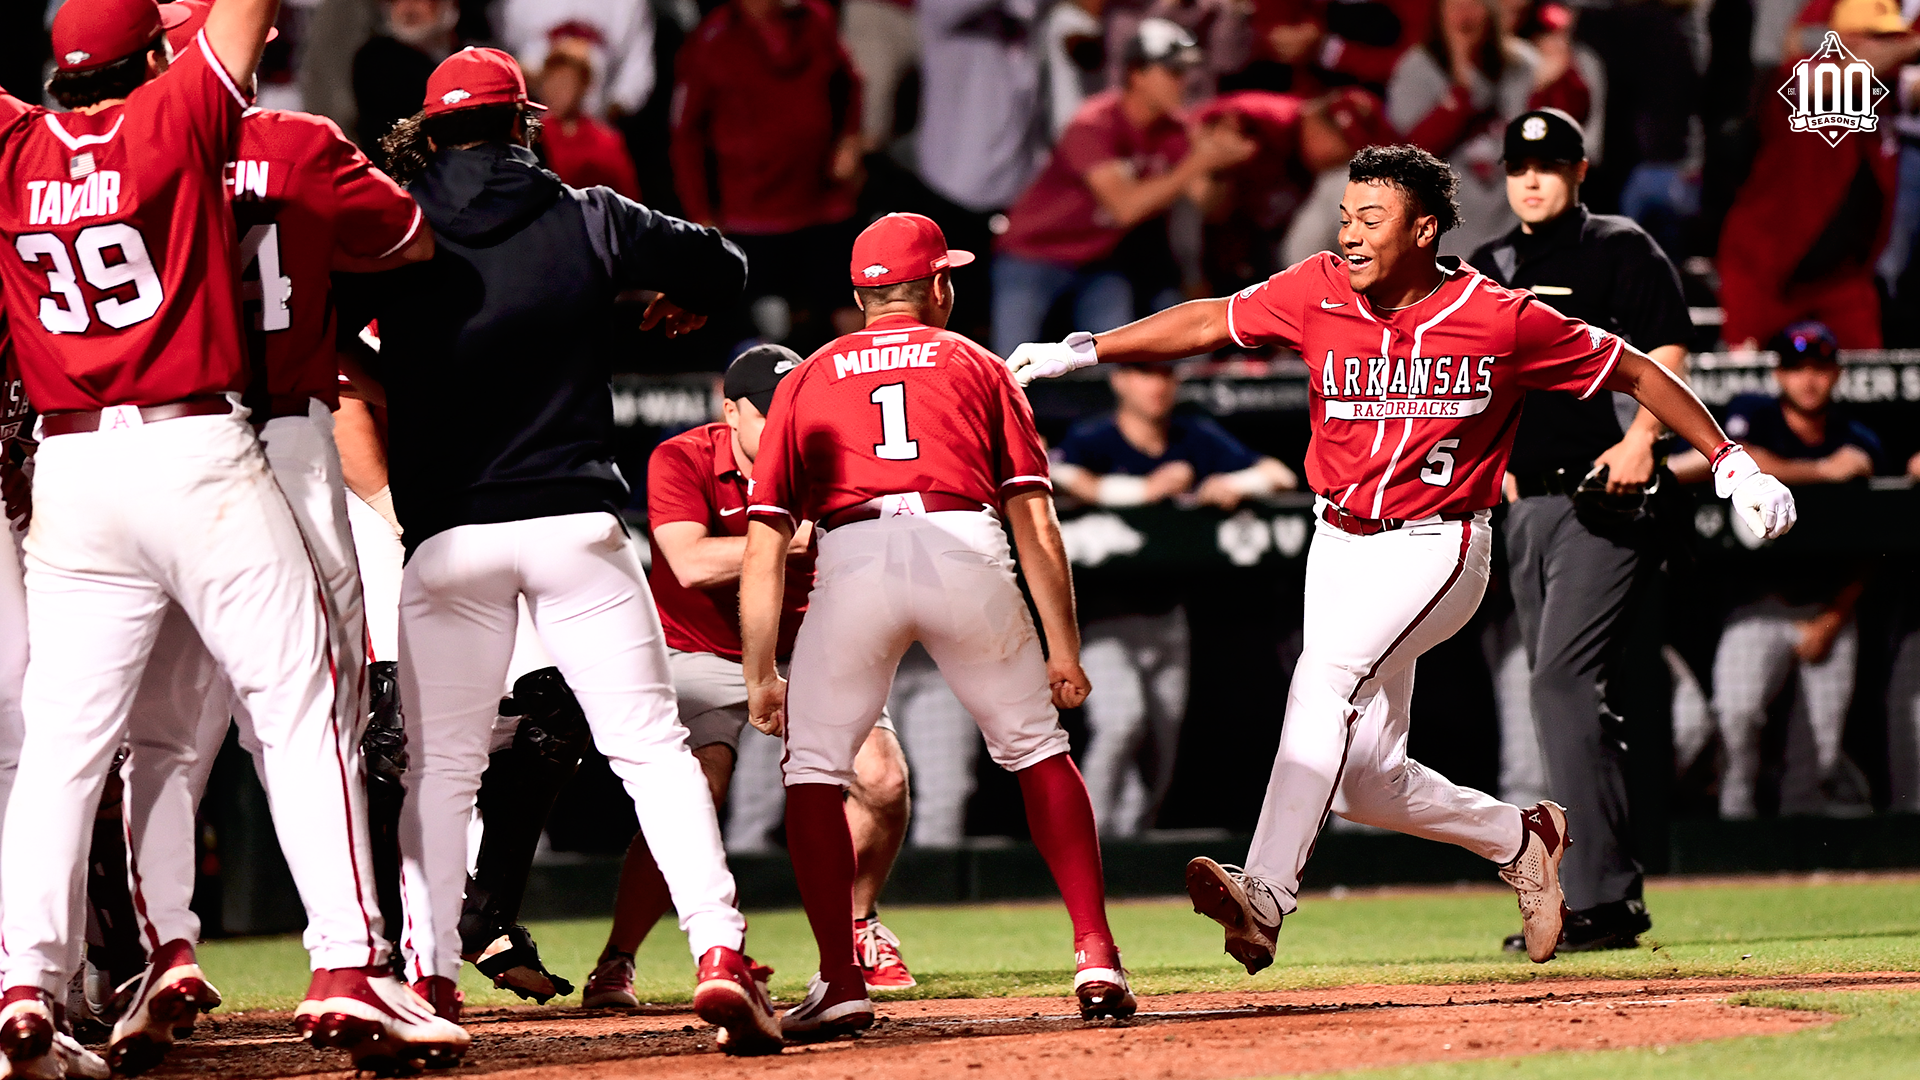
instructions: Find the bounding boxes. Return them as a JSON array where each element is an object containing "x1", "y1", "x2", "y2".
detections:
[{"x1": 1777, "y1": 31, "x2": 1888, "y2": 147}]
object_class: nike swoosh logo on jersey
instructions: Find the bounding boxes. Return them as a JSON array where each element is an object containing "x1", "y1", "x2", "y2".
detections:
[
  {"x1": 1320, "y1": 299, "x2": 1347, "y2": 309},
  {"x1": 720, "y1": 507, "x2": 744, "y2": 516}
]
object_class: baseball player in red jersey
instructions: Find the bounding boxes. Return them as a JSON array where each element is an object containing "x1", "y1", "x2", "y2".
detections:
[
  {"x1": 1010, "y1": 146, "x2": 1797, "y2": 972},
  {"x1": 588, "y1": 345, "x2": 915, "y2": 1008},
  {"x1": 0, "y1": 0, "x2": 462, "y2": 1074},
  {"x1": 741, "y1": 214, "x2": 1133, "y2": 1038},
  {"x1": 106, "y1": 3, "x2": 443, "y2": 1064}
]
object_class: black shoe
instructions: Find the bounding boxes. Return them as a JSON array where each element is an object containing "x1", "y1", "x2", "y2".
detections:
[{"x1": 1502, "y1": 898, "x2": 1650, "y2": 953}]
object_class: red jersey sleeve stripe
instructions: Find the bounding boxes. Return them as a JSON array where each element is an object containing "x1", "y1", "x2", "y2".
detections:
[
  {"x1": 375, "y1": 205, "x2": 425, "y2": 260},
  {"x1": 747, "y1": 503, "x2": 795, "y2": 522},
  {"x1": 197, "y1": 30, "x2": 249, "y2": 109},
  {"x1": 1578, "y1": 336, "x2": 1624, "y2": 400},
  {"x1": 1225, "y1": 292, "x2": 1252, "y2": 349},
  {"x1": 999, "y1": 474, "x2": 1053, "y2": 489}
]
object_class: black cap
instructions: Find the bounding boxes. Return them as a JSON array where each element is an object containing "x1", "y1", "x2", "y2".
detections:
[
  {"x1": 1123, "y1": 17, "x2": 1202, "y2": 71},
  {"x1": 724, "y1": 344, "x2": 803, "y2": 414},
  {"x1": 1766, "y1": 321, "x2": 1839, "y2": 368},
  {"x1": 1502, "y1": 108, "x2": 1586, "y2": 166}
]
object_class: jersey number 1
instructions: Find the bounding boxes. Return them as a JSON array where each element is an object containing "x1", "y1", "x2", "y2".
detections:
[{"x1": 870, "y1": 382, "x2": 920, "y2": 461}]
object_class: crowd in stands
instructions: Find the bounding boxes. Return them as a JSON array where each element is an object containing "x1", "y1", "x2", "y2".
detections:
[{"x1": 12, "y1": 0, "x2": 1918, "y2": 362}]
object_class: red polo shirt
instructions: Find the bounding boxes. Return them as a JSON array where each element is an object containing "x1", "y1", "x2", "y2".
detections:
[{"x1": 647, "y1": 422, "x2": 813, "y2": 660}]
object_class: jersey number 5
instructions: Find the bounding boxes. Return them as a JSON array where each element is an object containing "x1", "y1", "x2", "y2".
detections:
[
  {"x1": 15, "y1": 224, "x2": 164, "y2": 334},
  {"x1": 870, "y1": 382, "x2": 920, "y2": 461},
  {"x1": 1420, "y1": 438, "x2": 1460, "y2": 487}
]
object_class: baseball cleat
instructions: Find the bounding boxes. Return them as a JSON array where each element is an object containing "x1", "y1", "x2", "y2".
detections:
[
  {"x1": 855, "y1": 916, "x2": 916, "y2": 991},
  {"x1": 0, "y1": 989, "x2": 58, "y2": 1077},
  {"x1": 692, "y1": 948, "x2": 782, "y2": 1056},
  {"x1": 298, "y1": 967, "x2": 471, "y2": 1074},
  {"x1": 1498, "y1": 801, "x2": 1571, "y2": 963},
  {"x1": 778, "y1": 974, "x2": 873, "y2": 1043},
  {"x1": 1185, "y1": 858, "x2": 1284, "y2": 975},
  {"x1": 581, "y1": 953, "x2": 639, "y2": 1010},
  {"x1": 410, "y1": 977, "x2": 463, "y2": 1024},
  {"x1": 1073, "y1": 941, "x2": 1137, "y2": 1020},
  {"x1": 464, "y1": 925, "x2": 574, "y2": 1004},
  {"x1": 104, "y1": 939, "x2": 222, "y2": 1076}
]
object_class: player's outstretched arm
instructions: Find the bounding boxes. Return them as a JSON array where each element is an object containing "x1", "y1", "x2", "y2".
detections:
[
  {"x1": 1004, "y1": 490, "x2": 1091, "y2": 710},
  {"x1": 203, "y1": 0, "x2": 281, "y2": 89},
  {"x1": 1006, "y1": 299, "x2": 1235, "y2": 386},
  {"x1": 1604, "y1": 347, "x2": 1797, "y2": 539},
  {"x1": 741, "y1": 517, "x2": 795, "y2": 736}
]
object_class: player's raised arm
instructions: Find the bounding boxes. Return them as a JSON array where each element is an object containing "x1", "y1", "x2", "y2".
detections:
[
  {"x1": 1006, "y1": 299, "x2": 1234, "y2": 385},
  {"x1": 1603, "y1": 345, "x2": 1795, "y2": 539},
  {"x1": 1003, "y1": 490, "x2": 1091, "y2": 710},
  {"x1": 203, "y1": 0, "x2": 281, "y2": 90}
]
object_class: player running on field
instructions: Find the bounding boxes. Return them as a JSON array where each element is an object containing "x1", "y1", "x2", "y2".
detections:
[
  {"x1": 741, "y1": 213, "x2": 1134, "y2": 1039},
  {"x1": 581, "y1": 344, "x2": 917, "y2": 1008},
  {"x1": 337, "y1": 47, "x2": 782, "y2": 1055},
  {"x1": 0, "y1": 0, "x2": 455, "y2": 1075},
  {"x1": 103, "y1": 3, "x2": 444, "y2": 1069},
  {"x1": 1008, "y1": 145, "x2": 1796, "y2": 972}
]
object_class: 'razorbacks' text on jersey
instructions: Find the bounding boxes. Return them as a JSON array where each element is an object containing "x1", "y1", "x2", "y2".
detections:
[
  {"x1": 748, "y1": 313, "x2": 1051, "y2": 525},
  {"x1": 0, "y1": 31, "x2": 250, "y2": 412},
  {"x1": 1227, "y1": 252, "x2": 1624, "y2": 519},
  {"x1": 230, "y1": 108, "x2": 420, "y2": 410}
]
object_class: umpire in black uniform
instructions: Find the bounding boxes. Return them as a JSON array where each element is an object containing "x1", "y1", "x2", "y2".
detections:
[{"x1": 1469, "y1": 109, "x2": 1693, "y2": 951}]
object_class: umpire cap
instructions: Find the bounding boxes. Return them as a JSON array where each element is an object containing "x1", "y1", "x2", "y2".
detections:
[
  {"x1": 1502, "y1": 108, "x2": 1586, "y2": 166},
  {"x1": 725, "y1": 344, "x2": 804, "y2": 414}
]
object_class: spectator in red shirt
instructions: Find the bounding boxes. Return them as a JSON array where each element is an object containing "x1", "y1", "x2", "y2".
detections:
[
  {"x1": 993, "y1": 19, "x2": 1255, "y2": 357},
  {"x1": 536, "y1": 49, "x2": 642, "y2": 199},
  {"x1": 1239, "y1": 0, "x2": 1428, "y2": 94},
  {"x1": 670, "y1": 0, "x2": 865, "y2": 354}
]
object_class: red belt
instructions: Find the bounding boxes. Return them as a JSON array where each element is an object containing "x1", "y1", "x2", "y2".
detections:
[
  {"x1": 267, "y1": 392, "x2": 318, "y2": 420},
  {"x1": 41, "y1": 395, "x2": 234, "y2": 437},
  {"x1": 818, "y1": 492, "x2": 990, "y2": 532},
  {"x1": 1320, "y1": 504, "x2": 1475, "y2": 537}
]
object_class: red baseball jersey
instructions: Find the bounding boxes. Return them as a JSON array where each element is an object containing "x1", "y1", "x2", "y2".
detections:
[
  {"x1": 0, "y1": 32, "x2": 250, "y2": 413},
  {"x1": 749, "y1": 313, "x2": 1052, "y2": 526},
  {"x1": 648, "y1": 422, "x2": 814, "y2": 661},
  {"x1": 1227, "y1": 252, "x2": 1624, "y2": 519},
  {"x1": 230, "y1": 108, "x2": 421, "y2": 408}
]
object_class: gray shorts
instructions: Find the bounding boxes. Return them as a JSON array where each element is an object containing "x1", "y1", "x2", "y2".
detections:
[{"x1": 669, "y1": 648, "x2": 893, "y2": 753}]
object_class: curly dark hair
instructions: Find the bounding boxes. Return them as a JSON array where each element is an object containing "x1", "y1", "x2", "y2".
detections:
[
  {"x1": 379, "y1": 104, "x2": 543, "y2": 186},
  {"x1": 46, "y1": 38, "x2": 160, "y2": 110},
  {"x1": 1347, "y1": 144, "x2": 1461, "y2": 236}
]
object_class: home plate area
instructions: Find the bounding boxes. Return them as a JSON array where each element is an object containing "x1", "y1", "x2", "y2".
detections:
[{"x1": 143, "y1": 972, "x2": 1918, "y2": 1080}]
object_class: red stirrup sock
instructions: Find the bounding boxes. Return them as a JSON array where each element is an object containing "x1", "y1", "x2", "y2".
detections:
[
  {"x1": 784, "y1": 783, "x2": 862, "y2": 989},
  {"x1": 1017, "y1": 753, "x2": 1115, "y2": 954}
]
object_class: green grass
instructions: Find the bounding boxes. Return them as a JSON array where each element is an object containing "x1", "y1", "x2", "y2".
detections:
[
  {"x1": 1307, "y1": 991, "x2": 1920, "y2": 1080},
  {"x1": 199, "y1": 875, "x2": 1920, "y2": 1011}
]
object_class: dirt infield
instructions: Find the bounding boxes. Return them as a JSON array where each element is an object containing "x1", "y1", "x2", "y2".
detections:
[{"x1": 153, "y1": 972, "x2": 1915, "y2": 1080}]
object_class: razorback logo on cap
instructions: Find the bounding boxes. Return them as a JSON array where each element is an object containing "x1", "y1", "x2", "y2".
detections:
[
  {"x1": 65, "y1": 50, "x2": 91, "y2": 64},
  {"x1": 862, "y1": 264, "x2": 889, "y2": 279},
  {"x1": 441, "y1": 89, "x2": 472, "y2": 105}
]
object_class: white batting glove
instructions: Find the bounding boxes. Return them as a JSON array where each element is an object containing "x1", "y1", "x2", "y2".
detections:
[
  {"x1": 1007, "y1": 331, "x2": 1099, "y2": 386},
  {"x1": 1713, "y1": 444, "x2": 1797, "y2": 540}
]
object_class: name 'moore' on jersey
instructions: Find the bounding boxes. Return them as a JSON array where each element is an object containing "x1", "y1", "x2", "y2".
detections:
[
  {"x1": 748, "y1": 313, "x2": 1052, "y2": 526},
  {"x1": 1227, "y1": 251, "x2": 1625, "y2": 519},
  {"x1": 0, "y1": 31, "x2": 249, "y2": 412},
  {"x1": 230, "y1": 108, "x2": 421, "y2": 411}
]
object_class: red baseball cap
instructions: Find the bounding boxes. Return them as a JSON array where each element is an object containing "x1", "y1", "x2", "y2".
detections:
[
  {"x1": 424, "y1": 47, "x2": 548, "y2": 117},
  {"x1": 52, "y1": 0, "x2": 192, "y2": 72},
  {"x1": 849, "y1": 213, "x2": 974, "y2": 287},
  {"x1": 162, "y1": 0, "x2": 277, "y2": 56}
]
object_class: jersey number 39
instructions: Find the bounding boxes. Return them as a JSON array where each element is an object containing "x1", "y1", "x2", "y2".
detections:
[{"x1": 16, "y1": 224, "x2": 164, "y2": 334}]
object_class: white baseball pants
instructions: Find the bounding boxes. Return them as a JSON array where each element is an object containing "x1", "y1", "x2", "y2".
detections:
[
  {"x1": 783, "y1": 511, "x2": 1071, "y2": 788},
  {"x1": 1, "y1": 410, "x2": 385, "y2": 993},
  {"x1": 118, "y1": 403, "x2": 372, "y2": 953},
  {"x1": 0, "y1": 513, "x2": 25, "y2": 914},
  {"x1": 1243, "y1": 509, "x2": 1522, "y2": 914},
  {"x1": 395, "y1": 512, "x2": 743, "y2": 980},
  {"x1": 347, "y1": 488, "x2": 405, "y2": 664}
]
